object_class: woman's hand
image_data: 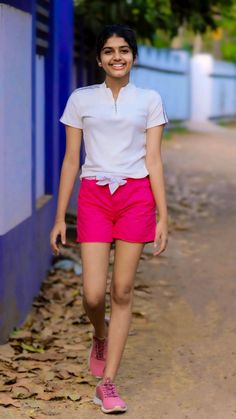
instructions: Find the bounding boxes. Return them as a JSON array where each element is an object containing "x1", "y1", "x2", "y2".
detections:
[
  {"x1": 153, "y1": 219, "x2": 168, "y2": 256},
  {"x1": 50, "y1": 221, "x2": 66, "y2": 256}
]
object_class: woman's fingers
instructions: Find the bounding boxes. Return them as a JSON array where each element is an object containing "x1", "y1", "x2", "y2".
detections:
[
  {"x1": 50, "y1": 231, "x2": 60, "y2": 255},
  {"x1": 154, "y1": 233, "x2": 168, "y2": 256},
  {"x1": 159, "y1": 235, "x2": 168, "y2": 254},
  {"x1": 153, "y1": 232, "x2": 161, "y2": 255},
  {"x1": 50, "y1": 229, "x2": 62, "y2": 255},
  {"x1": 153, "y1": 220, "x2": 168, "y2": 256},
  {"x1": 60, "y1": 226, "x2": 66, "y2": 245},
  {"x1": 50, "y1": 222, "x2": 67, "y2": 255}
]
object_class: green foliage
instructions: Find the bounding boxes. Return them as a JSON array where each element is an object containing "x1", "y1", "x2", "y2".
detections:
[
  {"x1": 74, "y1": 0, "x2": 173, "y2": 42},
  {"x1": 74, "y1": 0, "x2": 236, "y2": 43},
  {"x1": 220, "y1": 2, "x2": 236, "y2": 61},
  {"x1": 221, "y1": 42, "x2": 236, "y2": 61},
  {"x1": 170, "y1": 0, "x2": 234, "y2": 33},
  {"x1": 74, "y1": 0, "x2": 236, "y2": 63}
]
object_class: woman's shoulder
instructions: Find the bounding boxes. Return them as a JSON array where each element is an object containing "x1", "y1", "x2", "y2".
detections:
[
  {"x1": 133, "y1": 84, "x2": 162, "y2": 103},
  {"x1": 69, "y1": 84, "x2": 101, "y2": 101}
]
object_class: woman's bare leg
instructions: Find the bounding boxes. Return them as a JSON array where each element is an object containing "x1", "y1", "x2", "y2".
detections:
[
  {"x1": 81, "y1": 243, "x2": 111, "y2": 339},
  {"x1": 103, "y1": 240, "x2": 144, "y2": 380}
]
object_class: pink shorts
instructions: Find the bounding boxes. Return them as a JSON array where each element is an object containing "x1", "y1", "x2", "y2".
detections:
[{"x1": 77, "y1": 177, "x2": 156, "y2": 243}]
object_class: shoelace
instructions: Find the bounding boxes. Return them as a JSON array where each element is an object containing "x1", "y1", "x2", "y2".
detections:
[
  {"x1": 102, "y1": 378, "x2": 118, "y2": 398},
  {"x1": 95, "y1": 338, "x2": 106, "y2": 360}
]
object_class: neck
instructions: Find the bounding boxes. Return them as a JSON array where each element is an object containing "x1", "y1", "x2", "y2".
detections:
[{"x1": 104, "y1": 75, "x2": 130, "y2": 97}]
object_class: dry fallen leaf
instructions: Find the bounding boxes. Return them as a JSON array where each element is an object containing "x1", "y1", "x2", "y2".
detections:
[
  {"x1": 3, "y1": 372, "x2": 17, "y2": 385},
  {"x1": 134, "y1": 284, "x2": 151, "y2": 293},
  {"x1": 21, "y1": 343, "x2": 45, "y2": 353},
  {"x1": 67, "y1": 393, "x2": 81, "y2": 401},
  {"x1": 134, "y1": 289, "x2": 151, "y2": 299},
  {"x1": 16, "y1": 360, "x2": 42, "y2": 373},
  {"x1": 12, "y1": 385, "x2": 36, "y2": 399},
  {"x1": 0, "y1": 356, "x2": 15, "y2": 365},
  {"x1": 38, "y1": 370, "x2": 55, "y2": 382},
  {"x1": 0, "y1": 222, "x2": 174, "y2": 416},
  {"x1": 60, "y1": 343, "x2": 87, "y2": 352},
  {"x1": 0, "y1": 394, "x2": 20, "y2": 407},
  {"x1": 77, "y1": 375, "x2": 97, "y2": 386},
  {"x1": 54, "y1": 368, "x2": 71, "y2": 380},
  {"x1": 16, "y1": 351, "x2": 64, "y2": 361},
  {"x1": 42, "y1": 390, "x2": 67, "y2": 400},
  {"x1": 0, "y1": 383, "x2": 13, "y2": 392},
  {"x1": 62, "y1": 364, "x2": 82, "y2": 377},
  {"x1": 77, "y1": 396, "x2": 92, "y2": 405},
  {"x1": 0, "y1": 344, "x2": 15, "y2": 358},
  {"x1": 10, "y1": 330, "x2": 32, "y2": 341},
  {"x1": 132, "y1": 311, "x2": 146, "y2": 318}
]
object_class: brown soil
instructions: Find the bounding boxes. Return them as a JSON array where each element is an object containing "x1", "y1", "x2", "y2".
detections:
[{"x1": 1, "y1": 129, "x2": 236, "y2": 419}]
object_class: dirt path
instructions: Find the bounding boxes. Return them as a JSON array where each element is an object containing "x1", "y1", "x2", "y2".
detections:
[{"x1": 1, "y1": 128, "x2": 236, "y2": 418}]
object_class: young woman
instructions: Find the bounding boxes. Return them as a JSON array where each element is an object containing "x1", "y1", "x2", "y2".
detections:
[{"x1": 50, "y1": 24, "x2": 168, "y2": 414}]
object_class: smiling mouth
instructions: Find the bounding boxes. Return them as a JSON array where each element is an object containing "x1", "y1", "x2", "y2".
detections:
[{"x1": 110, "y1": 63, "x2": 125, "y2": 69}]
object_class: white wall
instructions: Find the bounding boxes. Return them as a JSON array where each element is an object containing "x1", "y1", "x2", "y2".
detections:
[
  {"x1": 0, "y1": 5, "x2": 32, "y2": 235},
  {"x1": 131, "y1": 45, "x2": 190, "y2": 121},
  {"x1": 190, "y1": 54, "x2": 213, "y2": 122},
  {"x1": 191, "y1": 54, "x2": 236, "y2": 121}
]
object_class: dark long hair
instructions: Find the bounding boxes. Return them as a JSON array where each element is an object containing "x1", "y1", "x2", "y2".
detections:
[{"x1": 96, "y1": 24, "x2": 138, "y2": 60}]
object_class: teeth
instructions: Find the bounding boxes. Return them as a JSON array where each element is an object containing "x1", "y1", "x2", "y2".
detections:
[{"x1": 112, "y1": 64, "x2": 124, "y2": 68}]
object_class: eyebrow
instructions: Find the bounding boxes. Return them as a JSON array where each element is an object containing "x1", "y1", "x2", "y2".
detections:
[{"x1": 101, "y1": 45, "x2": 130, "y2": 50}]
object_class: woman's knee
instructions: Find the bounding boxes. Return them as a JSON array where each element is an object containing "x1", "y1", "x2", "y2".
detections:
[
  {"x1": 83, "y1": 292, "x2": 105, "y2": 310},
  {"x1": 111, "y1": 284, "x2": 133, "y2": 306}
]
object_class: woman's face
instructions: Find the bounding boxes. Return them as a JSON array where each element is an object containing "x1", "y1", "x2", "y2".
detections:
[{"x1": 99, "y1": 35, "x2": 134, "y2": 80}]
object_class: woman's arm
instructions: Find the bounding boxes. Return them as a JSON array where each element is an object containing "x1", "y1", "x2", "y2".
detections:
[
  {"x1": 145, "y1": 124, "x2": 168, "y2": 256},
  {"x1": 50, "y1": 126, "x2": 82, "y2": 255}
]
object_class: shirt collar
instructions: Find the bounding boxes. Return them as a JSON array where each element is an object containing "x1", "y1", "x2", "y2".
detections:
[{"x1": 100, "y1": 81, "x2": 134, "y2": 93}]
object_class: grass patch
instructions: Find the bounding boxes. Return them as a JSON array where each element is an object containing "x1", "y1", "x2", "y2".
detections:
[
  {"x1": 163, "y1": 124, "x2": 190, "y2": 140},
  {"x1": 217, "y1": 119, "x2": 236, "y2": 128}
]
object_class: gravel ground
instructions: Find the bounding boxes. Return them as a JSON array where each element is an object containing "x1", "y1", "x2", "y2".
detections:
[{"x1": 1, "y1": 128, "x2": 236, "y2": 419}]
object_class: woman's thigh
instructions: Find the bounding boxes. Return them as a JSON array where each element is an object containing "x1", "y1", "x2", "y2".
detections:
[
  {"x1": 81, "y1": 243, "x2": 111, "y2": 299},
  {"x1": 112, "y1": 240, "x2": 144, "y2": 294}
]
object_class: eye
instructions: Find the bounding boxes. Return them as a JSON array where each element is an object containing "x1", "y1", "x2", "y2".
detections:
[
  {"x1": 103, "y1": 50, "x2": 112, "y2": 54},
  {"x1": 121, "y1": 49, "x2": 130, "y2": 53}
]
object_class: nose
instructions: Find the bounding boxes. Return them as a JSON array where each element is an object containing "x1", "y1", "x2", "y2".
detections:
[{"x1": 113, "y1": 50, "x2": 121, "y2": 60}]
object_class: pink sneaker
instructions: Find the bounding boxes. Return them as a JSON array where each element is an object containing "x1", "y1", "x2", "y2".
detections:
[
  {"x1": 88, "y1": 335, "x2": 108, "y2": 378},
  {"x1": 94, "y1": 377, "x2": 128, "y2": 413}
]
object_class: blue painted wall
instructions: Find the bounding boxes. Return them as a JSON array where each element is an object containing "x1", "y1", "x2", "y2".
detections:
[
  {"x1": 131, "y1": 46, "x2": 191, "y2": 121},
  {"x1": 58, "y1": 1, "x2": 74, "y2": 169},
  {"x1": 0, "y1": 0, "x2": 74, "y2": 343},
  {"x1": 1, "y1": 0, "x2": 32, "y2": 13},
  {"x1": 0, "y1": 202, "x2": 52, "y2": 342}
]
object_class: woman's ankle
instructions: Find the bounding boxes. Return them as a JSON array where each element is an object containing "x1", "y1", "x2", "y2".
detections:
[
  {"x1": 94, "y1": 319, "x2": 109, "y2": 339},
  {"x1": 102, "y1": 370, "x2": 116, "y2": 382}
]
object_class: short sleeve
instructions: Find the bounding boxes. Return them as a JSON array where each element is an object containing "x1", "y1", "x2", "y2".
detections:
[
  {"x1": 60, "y1": 91, "x2": 83, "y2": 129},
  {"x1": 146, "y1": 91, "x2": 168, "y2": 129}
]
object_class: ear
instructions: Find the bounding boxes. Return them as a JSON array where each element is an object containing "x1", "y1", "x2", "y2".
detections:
[{"x1": 96, "y1": 57, "x2": 102, "y2": 67}]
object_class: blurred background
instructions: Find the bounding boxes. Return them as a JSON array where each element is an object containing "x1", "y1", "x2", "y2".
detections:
[{"x1": 1, "y1": 0, "x2": 236, "y2": 342}]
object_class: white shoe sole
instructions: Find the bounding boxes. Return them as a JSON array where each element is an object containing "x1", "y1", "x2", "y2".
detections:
[{"x1": 93, "y1": 395, "x2": 128, "y2": 413}]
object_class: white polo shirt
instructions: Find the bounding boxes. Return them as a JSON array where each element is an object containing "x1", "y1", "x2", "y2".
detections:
[{"x1": 60, "y1": 82, "x2": 168, "y2": 190}]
